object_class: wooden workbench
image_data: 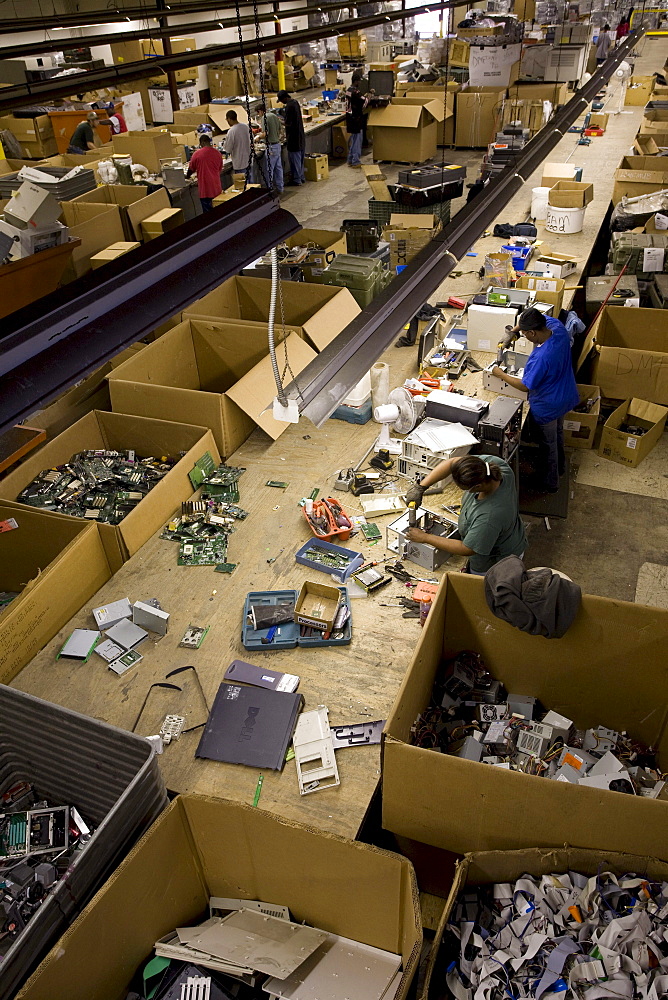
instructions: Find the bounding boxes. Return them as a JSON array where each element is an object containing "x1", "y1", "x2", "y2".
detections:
[{"x1": 10, "y1": 69, "x2": 649, "y2": 838}]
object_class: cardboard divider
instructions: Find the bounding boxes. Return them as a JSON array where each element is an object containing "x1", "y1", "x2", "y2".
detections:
[
  {"x1": 17, "y1": 794, "x2": 422, "y2": 1000},
  {"x1": 382, "y1": 573, "x2": 668, "y2": 859},
  {"x1": 577, "y1": 305, "x2": 668, "y2": 405},
  {"x1": 183, "y1": 274, "x2": 360, "y2": 353},
  {"x1": 420, "y1": 847, "x2": 668, "y2": 1000},
  {"x1": 0, "y1": 502, "x2": 111, "y2": 684},
  {"x1": 107, "y1": 318, "x2": 317, "y2": 455},
  {"x1": 0, "y1": 411, "x2": 218, "y2": 573}
]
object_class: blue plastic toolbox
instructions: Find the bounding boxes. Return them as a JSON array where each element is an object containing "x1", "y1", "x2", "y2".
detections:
[
  {"x1": 295, "y1": 539, "x2": 365, "y2": 582},
  {"x1": 242, "y1": 590, "x2": 300, "y2": 650}
]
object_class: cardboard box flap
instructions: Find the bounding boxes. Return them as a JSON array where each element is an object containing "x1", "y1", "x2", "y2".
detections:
[
  {"x1": 208, "y1": 106, "x2": 248, "y2": 131},
  {"x1": 108, "y1": 320, "x2": 201, "y2": 389},
  {"x1": 302, "y1": 291, "x2": 360, "y2": 353},
  {"x1": 621, "y1": 396, "x2": 668, "y2": 425},
  {"x1": 125, "y1": 187, "x2": 170, "y2": 240},
  {"x1": 225, "y1": 333, "x2": 316, "y2": 440},
  {"x1": 367, "y1": 104, "x2": 423, "y2": 128},
  {"x1": 388, "y1": 214, "x2": 437, "y2": 229}
]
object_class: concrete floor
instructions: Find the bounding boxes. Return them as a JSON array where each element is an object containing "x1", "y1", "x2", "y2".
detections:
[{"x1": 276, "y1": 36, "x2": 668, "y2": 606}]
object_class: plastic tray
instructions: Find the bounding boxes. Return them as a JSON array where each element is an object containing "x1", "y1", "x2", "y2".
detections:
[
  {"x1": 0, "y1": 686, "x2": 167, "y2": 1000},
  {"x1": 295, "y1": 539, "x2": 365, "y2": 582},
  {"x1": 242, "y1": 590, "x2": 300, "y2": 650},
  {"x1": 0, "y1": 166, "x2": 97, "y2": 200},
  {"x1": 299, "y1": 587, "x2": 352, "y2": 647}
]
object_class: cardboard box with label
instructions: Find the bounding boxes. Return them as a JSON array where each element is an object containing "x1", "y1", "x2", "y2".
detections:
[
  {"x1": 548, "y1": 179, "x2": 594, "y2": 208},
  {"x1": 294, "y1": 581, "x2": 341, "y2": 631},
  {"x1": 183, "y1": 274, "x2": 360, "y2": 353},
  {"x1": 304, "y1": 153, "x2": 329, "y2": 182},
  {"x1": 578, "y1": 306, "x2": 668, "y2": 405},
  {"x1": 63, "y1": 185, "x2": 170, "y2": 242},
  {"x1": 0, "y1": 411, "x2": 218, "y2": 574},
  {"x1": 598, "y1": 397, "x2": 668, "y2": 467},
  {"x1": 563, "y1": 383, "x2": 600, "y2": 449},
  {"x1": 16, "y1": 795, "x2": 421, "y2": 1000},
  {"x1": 515, "y1": 273, "x2": 565, "y2": 312},
  {"x1": 625, "y1": 75, "x2": 655, "y2": 106},
  {"x1": 381, "y1": 573, "x2": 668, "y2": 858},
  {"x1": 383, "y1": 214, "x2": 440, "y2": 269},
  {"x1": 106, "y1": 320, "x2": 313, "y2": 455},
  {"x1": 111, "y1": 130, "x2": 174, "y2": 172},
  {"x1": 612, "y1": 155, "x2": 668, "y2": 203},
  {"x1": 368, "y1": 97, "x2": 447, "y2": 163},
  {"x1": 455, "y1": 87, "x2": 505, "y2": 147},
  {"x1": 0, "y1": 503, "x2": 111, "y2": 685},
  {"x1": 421, "y1": 848, "x2": 668, "y2": 1000}
]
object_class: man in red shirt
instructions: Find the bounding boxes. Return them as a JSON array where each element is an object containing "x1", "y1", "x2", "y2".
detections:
[{"x1": 186, "y1": 134, "x2": 224, "y2": 212}]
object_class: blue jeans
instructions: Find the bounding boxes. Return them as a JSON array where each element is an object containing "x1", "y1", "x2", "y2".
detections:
[
  {"x1": 347, "y1": 131, "x2": 363, "y2": 164},
  {"x1": 530, "y1": 413, "x2": 565, "y2": 491},
  {"x1": 288, "y1": 149, "x2": 305, "y2": 184},
  {"x1": 267, "y1": 142, "x2": 284, "y2": 193},
  {"x1": 200, "y1": 197, "x2": 214, "y2": 212}
]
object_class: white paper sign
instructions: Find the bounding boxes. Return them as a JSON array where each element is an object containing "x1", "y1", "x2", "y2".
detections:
[
  {"x1": 623, "y1": 297, "x2": 640, "y2": 307},
  {"x1": 654, "y1": 212, "x2": 668, "y2": 230},
  {"x1": 563, "y1": 420, "x2": 580, "y2": 431},
  {"x1": 626, "y1": 436, "x2": 638, "y2": 449},
  {"x1": 468, "y1": 44, "x2": 522, "y2": 87},
  {"x1": 642, "y1": 246, "x2": 665, "y2": 272}
]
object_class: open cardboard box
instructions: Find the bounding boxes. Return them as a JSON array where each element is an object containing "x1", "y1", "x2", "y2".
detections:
[
  {"x1": 531, "y1": 251, "x2": 578, "y2": 279},
  {"x1": 634, "y1": 134, "x2": 660, "y2": 155},
  {"x1": 382, "y1": 573, "x2": 668, "y2": 858},
  {"x1": 107, "y1": 319, "x2": 316, "y2": 456},
  {"x1": 563, "y1": 383, "x2": 600, "y2": 449},
  {"x1": 111, "y1": 130, "x2": 174, "y2": 172},
  {"x1": 548, "y1": 180, "x2": 594, "y2": 209},
  {"x1": 639, "y1": 110, "x2": 668, "y2": 135},
  {"x1": 515, "y1": 273, "x2": 565, "y2": 313},
  {"x1": 420, "y1": 847, "x2": 668, "y2": 1000},
  {"x1": 612, "y1": 154, "x2": 668, "y2": 203},
  {"x1": 64, "y1": 185, "x2": 170, "y2": 241},
  {"x1": 0, "y1": 411, "x2": 218, "y2": 574},
  {"x1": 183, "y1": 274, "x2": 360, "y2": 353},
  {"x1": 598, "y1": 397, "x2": 668, "y2": 468},
  {"x1": 0, "y1": 502, "x2": 111, "y2": 684},
  {"x1": 368, "y1": 97, "x2": 447, "y2": 163},
  {"x1": 398, "y1": 87, "x2": 458, "y2": 144},
  {"x1": 17, "y1": 794, "x2": 421, "y2": 1000},
  {"x1": 541, "y1": 161, "x2": 577, "y2": 187},
  {"x1": 577, "y1": 305, "x2": 668, "y2": 405},
  {"x1": 58, "y1": 203, "x2": 126, "y2": 281},
  {"x1": 625, "y1": 75, "x2": 655, "y2": 106},
  {"x1": 295, "y1": 581, "x2": 342, "y2": 631}
]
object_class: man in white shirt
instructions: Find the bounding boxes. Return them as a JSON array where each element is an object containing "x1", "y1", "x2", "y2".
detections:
[{"x1": 223, "y1": 110, "x2": 252, "y2": 181}]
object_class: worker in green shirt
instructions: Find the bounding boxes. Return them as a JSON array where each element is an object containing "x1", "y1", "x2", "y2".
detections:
[
  {"x1": 406, "y1": 454, "x2": 527, "y2": 574},
  {"x1": 256, "y1": 101, "x2": 284, "y2": 194},
  {"x1": 67, "y1": 112, "x2": 99, "y2": 154}
]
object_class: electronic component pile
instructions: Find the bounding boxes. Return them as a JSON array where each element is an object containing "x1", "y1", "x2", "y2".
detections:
[
  {"x1": 411, "y1": 651, "x2": 662, "y2": 796},
  {"x1": 0, "y1": 782, "x2": 92, "y2": 956},
  {"x1": 121, "y1": 896, "x2": 402, "y2": 1000},
  {"x1": 161, "y1": 465, "x2": 247, "y2": 570},
  {"x1": 16, "y1": 450, "x2": 177, "y2": 524},
  {"x1": 439, "y1": 870, "x2": 668, "y2": 1000}
]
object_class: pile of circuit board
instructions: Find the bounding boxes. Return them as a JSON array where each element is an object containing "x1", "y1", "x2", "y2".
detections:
[
  {"x1": 0, "y1": 782, "x2": 93, "y2": 956},
  {"x1": 15, "y1": 450, "x2": 176, "y2": 525},
  {"x1": 161, "y1": 464, "x2": 247, "y2": 573}
]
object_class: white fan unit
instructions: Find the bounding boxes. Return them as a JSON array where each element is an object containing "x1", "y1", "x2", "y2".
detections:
[
  {"x1": 613, "y1": 61, "x2": 633, "y2": 115},
  {"x1": 373, "y1": 387, "x2": 419, "y2": 454}
]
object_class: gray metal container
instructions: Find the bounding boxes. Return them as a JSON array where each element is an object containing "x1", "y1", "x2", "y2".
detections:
[
  {"x1": 0, "y1": 685, "x2": 168, "y2": 1000},
  {"x1": 0, "y1": 167, "x2": 97, "y2": 200}
]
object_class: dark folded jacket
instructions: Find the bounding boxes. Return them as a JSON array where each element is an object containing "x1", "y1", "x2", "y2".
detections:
[{"x1": 484, "y1": 555, "x2": 581, "y2": 639}]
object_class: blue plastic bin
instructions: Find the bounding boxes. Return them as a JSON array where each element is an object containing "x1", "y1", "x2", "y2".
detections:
[
  {"x1": 501, "y1": 244, "x2": 532, "y2": 271},
  {"x1": 295, "y1": 539, "x2": 365, "y2": 582}
]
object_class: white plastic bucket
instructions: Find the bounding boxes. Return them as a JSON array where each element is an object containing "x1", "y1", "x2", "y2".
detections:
[
  {"x1": 531, "y1": 186, "x2": 551, "y2": 221},
  {"x1": 545, "y1": 202, "x2": 586, "y2": 234}
]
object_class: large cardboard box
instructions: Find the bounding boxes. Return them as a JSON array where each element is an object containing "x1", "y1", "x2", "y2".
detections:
[
  {"x1": 563, "y1": 383, "x2": 600, "y2": 449},
  {"x1": 598, "y1": 397, "x2": 668, "y2": 467},
  {"x1": 17, "y1": 795, "x2": 421, "y2": 1000},
  {"x1": 59, "y1": 203, "x2": 126, "y2": 281},
  {"x1": 110, "y1": 39, "x2": 144, "y2": 64},
  {"x1": 578, "y1": 306, "x2": 668, "y2": 404},
  {"x1": 383, "y1": 214, "x2": 441, "y2": 268},
  {"x1": 111, "y1": 130, "x2": 174, "y2": 172},
  {"x1": 0, "y1": 411, "x2": 218, "y2": 573},
  {"x1": 625, "y1": 75, "x2": 655, "y2": 106},
  {"x1": 382, "y1": 573, "x2": 668, "y2": 858},
  {"x1": 421, "y1": 847, "x2": 668, "y2": 1000},
  {"x1": 183, "y1": 275, "x2": 360, "y2": 353},
  {"x1": 63, "y1": 185, "x2": 170, "y2": 241},
  {"x1": 108, "y1": 318, "x2": 320, "y2": 455},
  {"x1": 368, "y1": 97, "x2": 447, "y2": 163},
  {"x1": 28, "y1": 362, "x2": 116, "y2": 440},
  {"x1": 0, "y1": 503, "x2": 111, "y2": 684},
  {"x1": 548, "y1": 179, "x2": 594, "y2": 208},
  {"x1": 455, "y1": 87, "x2": 505, "y2": 147},
  {"x1": 304, "y1": 153, "x2": 329, "y2": 182},
  {"x1": 508, "y1": 81, "x2": 568, "y2": 105},
  {"x1": 515, "y1": 273, "x2": 565, "y2": 312},
  {"x1": 612, "y1": 154, "x2": 668, "y2": 203},
  {"x1": 400, "y1": 86, "x2": 458, "y2": 145}
]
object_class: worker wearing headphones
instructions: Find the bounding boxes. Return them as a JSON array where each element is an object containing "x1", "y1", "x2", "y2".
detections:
[{"x1": 406, "y1": 454, "x2": 527, "y2": 574}]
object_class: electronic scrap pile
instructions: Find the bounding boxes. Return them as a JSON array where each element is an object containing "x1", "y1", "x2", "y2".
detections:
[
  {"x1": 16, "y1": 450, "x2": 176, "y2": 524},
  {"x1": 411, "y1": 651, "x2": 663, "y2": 797},
  {"x1": 0, "y1": 782, "x2": 92, "y2": 956},
  {"x1": 161, "y1": 458, "x2": 247, "y2": 573}
]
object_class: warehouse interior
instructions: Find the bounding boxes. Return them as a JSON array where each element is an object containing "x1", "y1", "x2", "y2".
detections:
[{"x1": 0, "y1": 2, "x2": 668, "y2": 999}]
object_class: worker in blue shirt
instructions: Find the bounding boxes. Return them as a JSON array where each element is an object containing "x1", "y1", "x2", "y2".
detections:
[{"x1": 492, "y1": 308, "x2": 579, "y2": 494}]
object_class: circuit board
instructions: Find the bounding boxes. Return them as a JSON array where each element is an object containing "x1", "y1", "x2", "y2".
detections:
[{"x1": 178, "y1": 537, "x2": 229, "y2": 566}]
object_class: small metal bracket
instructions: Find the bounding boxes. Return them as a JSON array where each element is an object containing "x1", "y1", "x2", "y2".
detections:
[
  {"x1": 293, "y1": 706, "x2": 340, "y2": 795},
  {"x1": 330, "y1": 719, "x2": 385, "y2": 750}
]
